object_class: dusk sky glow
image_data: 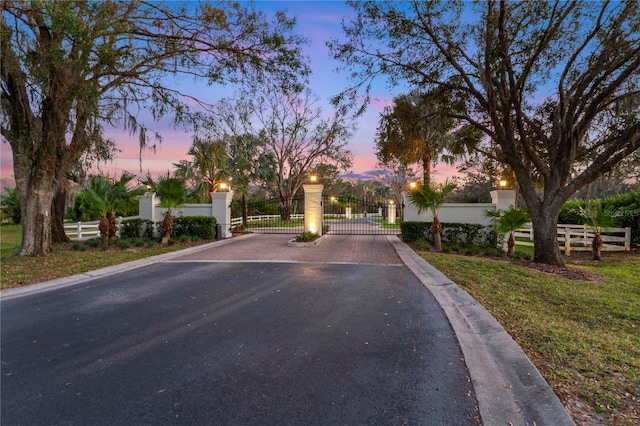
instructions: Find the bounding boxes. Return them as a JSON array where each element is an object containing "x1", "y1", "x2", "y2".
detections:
[{"x1": 0, "y1": 1, "x2": 462, "y2": 188}]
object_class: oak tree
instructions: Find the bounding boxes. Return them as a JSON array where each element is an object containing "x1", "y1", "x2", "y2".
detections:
[
  {"x1": 330, "y1": 0, "x2": 640, "y2": 266},
  {"x1": 1, "y1": 0, "x2": 308, "y2": 255}
]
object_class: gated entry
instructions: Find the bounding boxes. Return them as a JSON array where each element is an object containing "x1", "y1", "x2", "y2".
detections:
[
  {"x1": 230, "y1": 197, "x2": 305, "y2": 234},
  {"x1": 322, "y1": 196, "x2": 402, "y2": 235},
  {"x1": 230, "y1": 195, "x2": 402, "y2": 235}
]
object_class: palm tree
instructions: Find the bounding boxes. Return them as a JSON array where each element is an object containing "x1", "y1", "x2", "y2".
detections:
[
  {"x1": 155, "y1": 172, "x2": 189, "y2": 244},
  {"x1": 376, "y1": 88, "x2": 479, "y2": 185},
  {"x1": 228, "y1": 134, "x2": 276, "y2": 228},
  {"x1": 485, "y1": 206, "x2": 530, "y2": 256},
  {"x1": 408, "y1": 179, "x2": 457, "y2": 251},
  {"x1": 84, "y1": 172, "x2": 138, "y2": 247},
  {"x1": 174, "y1": 138, "x2": 230, "y2": 202},
  {"x1": 572, "y1": 200, "x2": 620, "y2": 260}
]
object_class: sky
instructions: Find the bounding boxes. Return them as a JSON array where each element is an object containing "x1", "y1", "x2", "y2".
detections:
[{"x1": 0, "y1": 0, "x2": 459, "y2": 189}]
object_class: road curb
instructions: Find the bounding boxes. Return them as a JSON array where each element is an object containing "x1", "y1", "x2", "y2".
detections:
[
  {"x1": 0, "y1": 234, "x2": 256, "y2": 301},
  {"x1": 387, "y1": 236, "x2": 575, "y2": 426}
]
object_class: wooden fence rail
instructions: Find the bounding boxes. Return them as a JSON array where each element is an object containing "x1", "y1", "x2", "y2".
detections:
[{"x1": 514, "y1": 224, "x2": 631, "y2": 255}]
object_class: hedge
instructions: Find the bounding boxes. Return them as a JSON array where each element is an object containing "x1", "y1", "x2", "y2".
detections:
[
  {"x1": 401, "y1": 221, "x2": 498, "y2": 247},
  {"x1": 120, "y1": 218, "x2": 155, "y2": 239},
  {"x1": 172, "y1": 216, "x2": 217, "y2": 240}
]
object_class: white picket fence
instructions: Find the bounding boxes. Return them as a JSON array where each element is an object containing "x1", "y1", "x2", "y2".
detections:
[{"x1": 514, "y1": 224, "x2": 631, "y2": 255}]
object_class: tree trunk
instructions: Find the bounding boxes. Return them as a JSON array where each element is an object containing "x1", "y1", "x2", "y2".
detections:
[
  {"x1": 279, "y1": 197, "x2": 292, "y2": 221},
  {"x1": 507, "y1": 233, "x2": 515, "y2": 256},
  {"x1": 51, "y1": 188, "x2": 71, "y2": 244},
  {"x1": 592, "y1": 233, "x2": 603, "y2": 261},
  {"x1": 99, "y1": 215, "x2": 110, "y2": 247},
  {"x1": 432, "y1": 216, "x2": 442, "y2": 251},
  {"x1": 108, "y1": 212, "x2": 118, "y2": 238},
  {"x1": 19, "y1": 173, "x2": 56, "y2": 256},
  {"x1": 530, "y1": 213, "x2": 564, "y2": 267},
  {"x1": 161, "y1": 209, "x2": 173, "y2": 244},
  {"x1": 422, "y1": 150, "x2": 431, "y2": 186}
]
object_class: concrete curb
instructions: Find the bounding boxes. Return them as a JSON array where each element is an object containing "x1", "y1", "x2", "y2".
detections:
[
  {"x1": 387, "y1": 236, "x2": 575, "y2": 426},
  {"x1": 1, "y1": 234, "x2": 256, "y2": 301},
  {"x1": 286, "y1": 234, "x2": 328, "y2": 247}
]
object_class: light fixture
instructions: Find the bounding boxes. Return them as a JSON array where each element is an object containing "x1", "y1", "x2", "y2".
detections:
[
  {"x1": 309, "y1": 175, "x2": 318, "y2": 183},
  {"x1": 409, "y1": 181, "x2": 418, "y2": 190},
  {"x1": 389, "y1": 200, "x2": 395, "y2": 205},
  {"x1": 499, "y1": 179, "x2": 508, "y2": 189},
  {"x1": 219, "y1": 182, "x2": 229, "y2": 191}
]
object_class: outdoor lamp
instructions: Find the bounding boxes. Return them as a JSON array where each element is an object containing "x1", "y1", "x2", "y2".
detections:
[
  {"x1": 309, "y1": 175, "x2": 318, "y2": 183},
  {"x1": 499, "y1": 179, "x2": 508, "y2": 189},
  {"x1": 409, "y1": 181, "x2": 418, "y2": 190},
  {"x1": 219, "y1": 182, "x2": 229, "y2": 191}
]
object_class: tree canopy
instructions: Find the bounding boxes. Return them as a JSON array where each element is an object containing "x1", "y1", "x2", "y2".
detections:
[
  {"x1": 330, "y1": 0, "x2": 640, "y2": 266},
  {"x1": 376, "y1": 88, "x2": 480, "y2": 185},
  {"x1": 1, "y1": 0, "x2": 309, "y2": 255}
]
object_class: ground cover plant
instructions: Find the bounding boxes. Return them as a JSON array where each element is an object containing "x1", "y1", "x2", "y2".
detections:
[{"x1": 415, "y1": 248, "x2": 639, "y2": 426}]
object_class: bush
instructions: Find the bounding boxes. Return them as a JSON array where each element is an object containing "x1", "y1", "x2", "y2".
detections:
[
  {"x1": 120, "y1": 218, "x2": 155, "y2": 239},
  {"x1": 0, "y1": 187, "x2": 21, "y2": 223},
  {"x1": 85, "y1": 238, "x2": 101, "y2": 248},
  {"x1": 561, "y1": 190, "x2": 640, "y2": 245},
  {"x1": 401, "y1": 221, "x2": 497, "y2": 247},
  {"x1": 172, "y1": 216, "x2": 217, "y2": 240},
  {"x1": 116, "y1": 239, "x2": 131, "y2": 249}
]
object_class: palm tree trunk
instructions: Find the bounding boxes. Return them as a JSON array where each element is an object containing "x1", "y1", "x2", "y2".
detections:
[
  {"x1": 507, "y1": 233, "x2": 515, "y2": 256},
  {"x1": 99, "y1": 215, "x2": 110, "y2": 247},
  {"x1": 432, "y1": 216, "x2": 442, "y2": 251},
  {"x1": 592, "y1": 233, "x2": 603, "y2": 261},
  {"x1": 161, "y1": 209, "x2": 173, "y2": 244}
]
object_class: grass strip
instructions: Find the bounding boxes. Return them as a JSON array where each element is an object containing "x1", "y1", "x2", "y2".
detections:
[{"x1": 417, "y1": 250, "x2": 639, "y2": 426}]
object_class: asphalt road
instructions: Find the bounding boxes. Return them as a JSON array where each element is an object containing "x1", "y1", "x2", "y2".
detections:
[{"x1": 1, "y1": 259, "x2": 479, "y2": 425}]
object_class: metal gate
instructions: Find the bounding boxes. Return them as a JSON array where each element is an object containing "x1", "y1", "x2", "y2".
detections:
[
  {"x1": 230, "y1": 197, "x2": 305, "y2": 234},
  {"x1": 322, "y1": 196, "x2": 402, "y2": 235}
]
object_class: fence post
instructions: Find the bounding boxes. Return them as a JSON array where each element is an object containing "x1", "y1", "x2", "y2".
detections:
[
  {"x1": 625, "y1": 227, "x2": 631, "y2": 251},
  {"x1": 564, "y1": 227, "x2": 571, "y2": 256},
  {"x1": 77, "y1": 221, "x2": 82, "y2": 240},
  {"x1": 117, "y1": 216, "x2": 123, "y2": 238}
]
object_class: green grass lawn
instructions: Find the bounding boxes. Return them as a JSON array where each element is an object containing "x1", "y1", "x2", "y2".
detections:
[
  {"x1": 0, "y1": 224, "x2": 214, "y2": 289},
  {"x1": 418, "y1": 249, "x2": 639, "y2": 426},
  {"x1": 246, "y1": 218, "x2": 304, "y2": 228}
]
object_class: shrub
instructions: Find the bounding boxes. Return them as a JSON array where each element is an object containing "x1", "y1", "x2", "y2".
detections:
[
  {"x1": 85, "y1": 238, "x2": 101, "y2": 248},
  {"x1": 120, "y1": 218, "x2": 155, "y2": 239},
  {"x1": 116, "y1": 239, "x2": 131, "y2": 249},
  {"x1": 71, "y1": 243, "x2": 86, "y2": 251},
  {"x1": 295, "y1": 231, "x2": 318, "y2": 242},
  {"x1": 401, "y1": 221, "x2": 497, "y2": 247},
  {"x1": 561, "y1": 191, "x2": 640, "y2": 245},
  {"x1": 172, "y1": 216, "x2": 217, "y2": 240}
]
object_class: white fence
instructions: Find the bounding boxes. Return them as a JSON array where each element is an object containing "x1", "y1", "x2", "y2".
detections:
[
  {"x1": 64, "y1": 216, "x2": 139, "y2": 241},
  {"x1": 230, "y1": 214, "x2": 304, "y2": 227},
  {"x1": 514, "y1": 224, "x2": 631, "y2": 254}
]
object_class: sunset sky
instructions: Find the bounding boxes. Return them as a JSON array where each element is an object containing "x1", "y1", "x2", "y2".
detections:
[{"x1": 0, "y1": 1, "x2": 460, "y2": 189}]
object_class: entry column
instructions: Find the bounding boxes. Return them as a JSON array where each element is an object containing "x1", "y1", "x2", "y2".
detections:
[{"x1": 303, "y1": 183, "x2": 324, "y2": 236}]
